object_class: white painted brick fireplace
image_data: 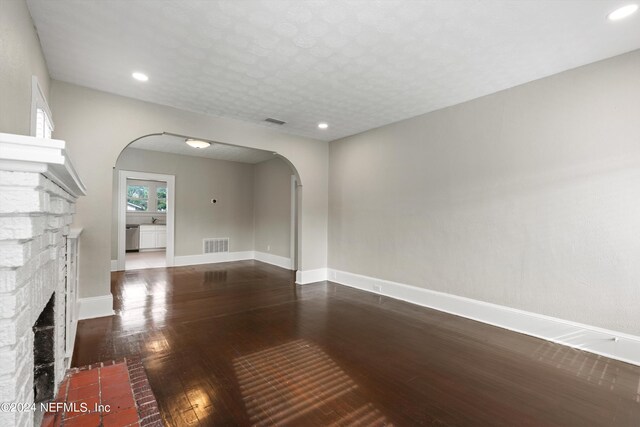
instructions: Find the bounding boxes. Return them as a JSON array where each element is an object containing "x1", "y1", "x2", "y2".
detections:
[{"x1": 0, "y1": 133, "x2": 86, "y2": 427}]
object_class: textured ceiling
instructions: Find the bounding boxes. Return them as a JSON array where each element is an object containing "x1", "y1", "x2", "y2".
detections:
[
  {"x1": 28, "y1": 0, "x2": 640, "y2": 141},
  {"x1": 128, "y1": 134, "x2": 275, "y2": 164}
]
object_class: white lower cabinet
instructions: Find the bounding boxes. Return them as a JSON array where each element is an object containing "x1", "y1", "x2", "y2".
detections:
[
  {"x1": 139, "y1": 225, "x2": 167, "y2": 249},
  {"x1": 156, "y1": 231, "x2": 167, "y2": 248}
]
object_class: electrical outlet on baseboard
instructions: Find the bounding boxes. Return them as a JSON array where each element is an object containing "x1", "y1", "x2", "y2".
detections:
[{"x1": 373, "y1": 284, "x2": 382, "y2": 293}]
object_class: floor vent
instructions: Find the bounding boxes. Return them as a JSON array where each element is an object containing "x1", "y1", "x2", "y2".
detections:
[{"x1": 203, "y1": 238, "x2": 229, "y2": 254}]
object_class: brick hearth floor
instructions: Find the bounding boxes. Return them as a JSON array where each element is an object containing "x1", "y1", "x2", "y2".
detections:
[{"x1": 41, "y1": 357, "x2": 162, "y2": 427}]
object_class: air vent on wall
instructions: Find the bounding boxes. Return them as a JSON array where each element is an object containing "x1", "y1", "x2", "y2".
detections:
[
  {"x1": 264, "y1": 118, "x2": 286, "y2": 125},
  {"x1": 203, "y1": 238, "x2": 229, "y2": 254}
]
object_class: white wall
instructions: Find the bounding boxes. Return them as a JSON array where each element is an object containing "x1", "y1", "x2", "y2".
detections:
[
  {"x1": 0, "y1": 0, "x2": 51, "y2": 135},
  {"x1": 329, "y1": 50, "x2": 640, "y2": 335},
  {"x1": 254, "y1": 158, "x2": 293, "y2": 259},
  {"x1": 51, "y1": 81, "x2": 328, "y2": 298},
  {"x1": 113, "y1": 148, "x2": 255, "y2": 258}
]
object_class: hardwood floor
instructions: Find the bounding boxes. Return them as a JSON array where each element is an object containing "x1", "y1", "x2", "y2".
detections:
[{"x1": 73, "y1": 261, "x2": 640, "y2": 426}]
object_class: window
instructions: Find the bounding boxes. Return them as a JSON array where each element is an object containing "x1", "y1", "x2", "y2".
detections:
[
  {"x1": 35, "y1": 108, "x2": 53, "y2": 139},
  {"x1": 127, "y1": 185, "x2": 149, "y2": 211},
  {"x1": 31, "y1": 76, "x2": 54, "y2": 139},
  {"x1": 126, "y1": 181, "x2": 167, "y2": 213},
  {"x1": 157, "y1": 186, "x2": 167, "y2": 212}
]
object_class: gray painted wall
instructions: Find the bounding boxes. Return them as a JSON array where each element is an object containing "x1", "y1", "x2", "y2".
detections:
[
  {"x1": 0, "y1": 0, "x2": 51, "y2": 135},
  {"x1": 254, "y1": 158, "x2": 293, "y2": 258},
  {"x1": 329, "y1": 50, "x2": 640, "y2": 335},
  {"x1": 113, "y1": 148, "x2": 255, "y2": 258}
]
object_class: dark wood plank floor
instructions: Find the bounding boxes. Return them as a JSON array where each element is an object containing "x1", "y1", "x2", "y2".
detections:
[{"x1": 73, "y1": 261, "x2": 640, "y2": 426}]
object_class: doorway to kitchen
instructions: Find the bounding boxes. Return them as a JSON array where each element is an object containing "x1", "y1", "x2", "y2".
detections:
[
  {"x1": 125, "y1": 178, "x2": 166, "y2": 269},
  {"x1": 117, "y1": 170, "x2": 175, "y2": 271}
]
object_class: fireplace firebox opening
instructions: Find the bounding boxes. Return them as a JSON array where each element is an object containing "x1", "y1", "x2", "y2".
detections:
[{"x1": 33, "y1": 294, "x2": 56, "y2": 404}]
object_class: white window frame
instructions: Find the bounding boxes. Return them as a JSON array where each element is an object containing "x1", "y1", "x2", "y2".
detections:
[
  {"x1": 30, "y1": 76, "x2": 54, "y2": 138},
  {"x1": 126, "y1": 183, "x2": 151, "y2": 212},
  {"x1": 156, "y1": 184, "x2": 167, "y2": 212},
  {"x1": 126, "y1": 179, "x2": 166, "y2": 214}
]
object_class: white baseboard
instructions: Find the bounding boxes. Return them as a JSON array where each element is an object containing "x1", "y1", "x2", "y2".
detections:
[
  {"x1": 78, "y1": 294, "x2": 115, "y2": 320},
  {"x1": 328, "y1": 269, "x2": 640, "y2": 367},
  {"x1": 254, "y1": 251, "x2": 293, "y2": 270},
  {"x1": 116, "y1": 251, "x2": 292, "y2": 270},
  {"x1": 173, "y1": 251, "x2": 254, "y2": 267},
  {"x1": 296, "y1": 268, "x2": 328, "y2": 285}
]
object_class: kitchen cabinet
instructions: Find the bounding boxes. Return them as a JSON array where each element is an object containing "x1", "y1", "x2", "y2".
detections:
[
  {"x1": 139, "y1": 225, "x2": 166, "y2": 249},
  {"x1": 156, "y1": 231, "x2": 167, "y2": 248}
]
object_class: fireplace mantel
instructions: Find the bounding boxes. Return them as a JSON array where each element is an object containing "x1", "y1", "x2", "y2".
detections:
[{"x1": 0, "y1": 132, "x2": 86, "y2": 197}]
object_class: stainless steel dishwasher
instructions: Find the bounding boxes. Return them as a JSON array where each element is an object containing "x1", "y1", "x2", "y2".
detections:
[{"x1": 125, "y1": 224, "x2": 140, "y2": 252}]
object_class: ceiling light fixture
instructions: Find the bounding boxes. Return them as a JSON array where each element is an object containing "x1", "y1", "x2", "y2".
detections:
[
  {"x1": 607, "y1": 4, "x2": 638, "y2": 20},
  {"x1": 132, "y1": 72, "x2": 149, "y2": 82},
  {"x1": 318, "y1": 122, "x2": 329, "y2": 129},
  {"x1": 185, "y1": 139, "x2": 210, "y2": 148}
]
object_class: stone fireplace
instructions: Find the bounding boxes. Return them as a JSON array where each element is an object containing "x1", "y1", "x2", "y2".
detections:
[{"x1": 0, "y1": 133, "x2": 86, "y2": 427}]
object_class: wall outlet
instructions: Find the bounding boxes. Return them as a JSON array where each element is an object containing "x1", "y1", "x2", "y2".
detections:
[
  {"x1": 373, "y1": 284, "x2": 382, "y2": 293},
  {"x1": 267, "y1": 245, "x2": 271, "y2": 251}
]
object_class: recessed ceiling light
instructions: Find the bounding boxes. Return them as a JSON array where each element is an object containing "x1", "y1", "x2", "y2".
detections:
[
  {"x1": 318, "y1": 122, "x2": 329, "y2": 129},
  {"x1": 185, "y1": 139, "x2": 210, "y2": 148},
  {"x1": 132, "y1": 72, "x2": 149, "y2": 82},
  {"x1": 607, "y1": 4, "x2": 638, "y2": 20}
]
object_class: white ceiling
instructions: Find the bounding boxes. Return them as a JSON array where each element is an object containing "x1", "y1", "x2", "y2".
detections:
[
  {"x1": 28, "y1": 0, "x2": 640, "y2": 141},
  {"x1": 128, "y1": 134, "x2": 276, "y2": 164}
]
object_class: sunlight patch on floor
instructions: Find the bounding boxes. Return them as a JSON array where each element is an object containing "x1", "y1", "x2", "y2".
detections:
[{"x1": 233, "y1": 339, "x2": 391, "y2": 426}]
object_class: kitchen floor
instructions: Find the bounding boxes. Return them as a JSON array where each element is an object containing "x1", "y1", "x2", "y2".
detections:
[{"x1": 125, "y1": 251, "x2": 166, "y2": 270}]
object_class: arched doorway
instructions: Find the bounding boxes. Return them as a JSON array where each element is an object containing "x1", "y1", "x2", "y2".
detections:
[{"x1": 112, "y1": 133, "x2": 302, "y2": 273}]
